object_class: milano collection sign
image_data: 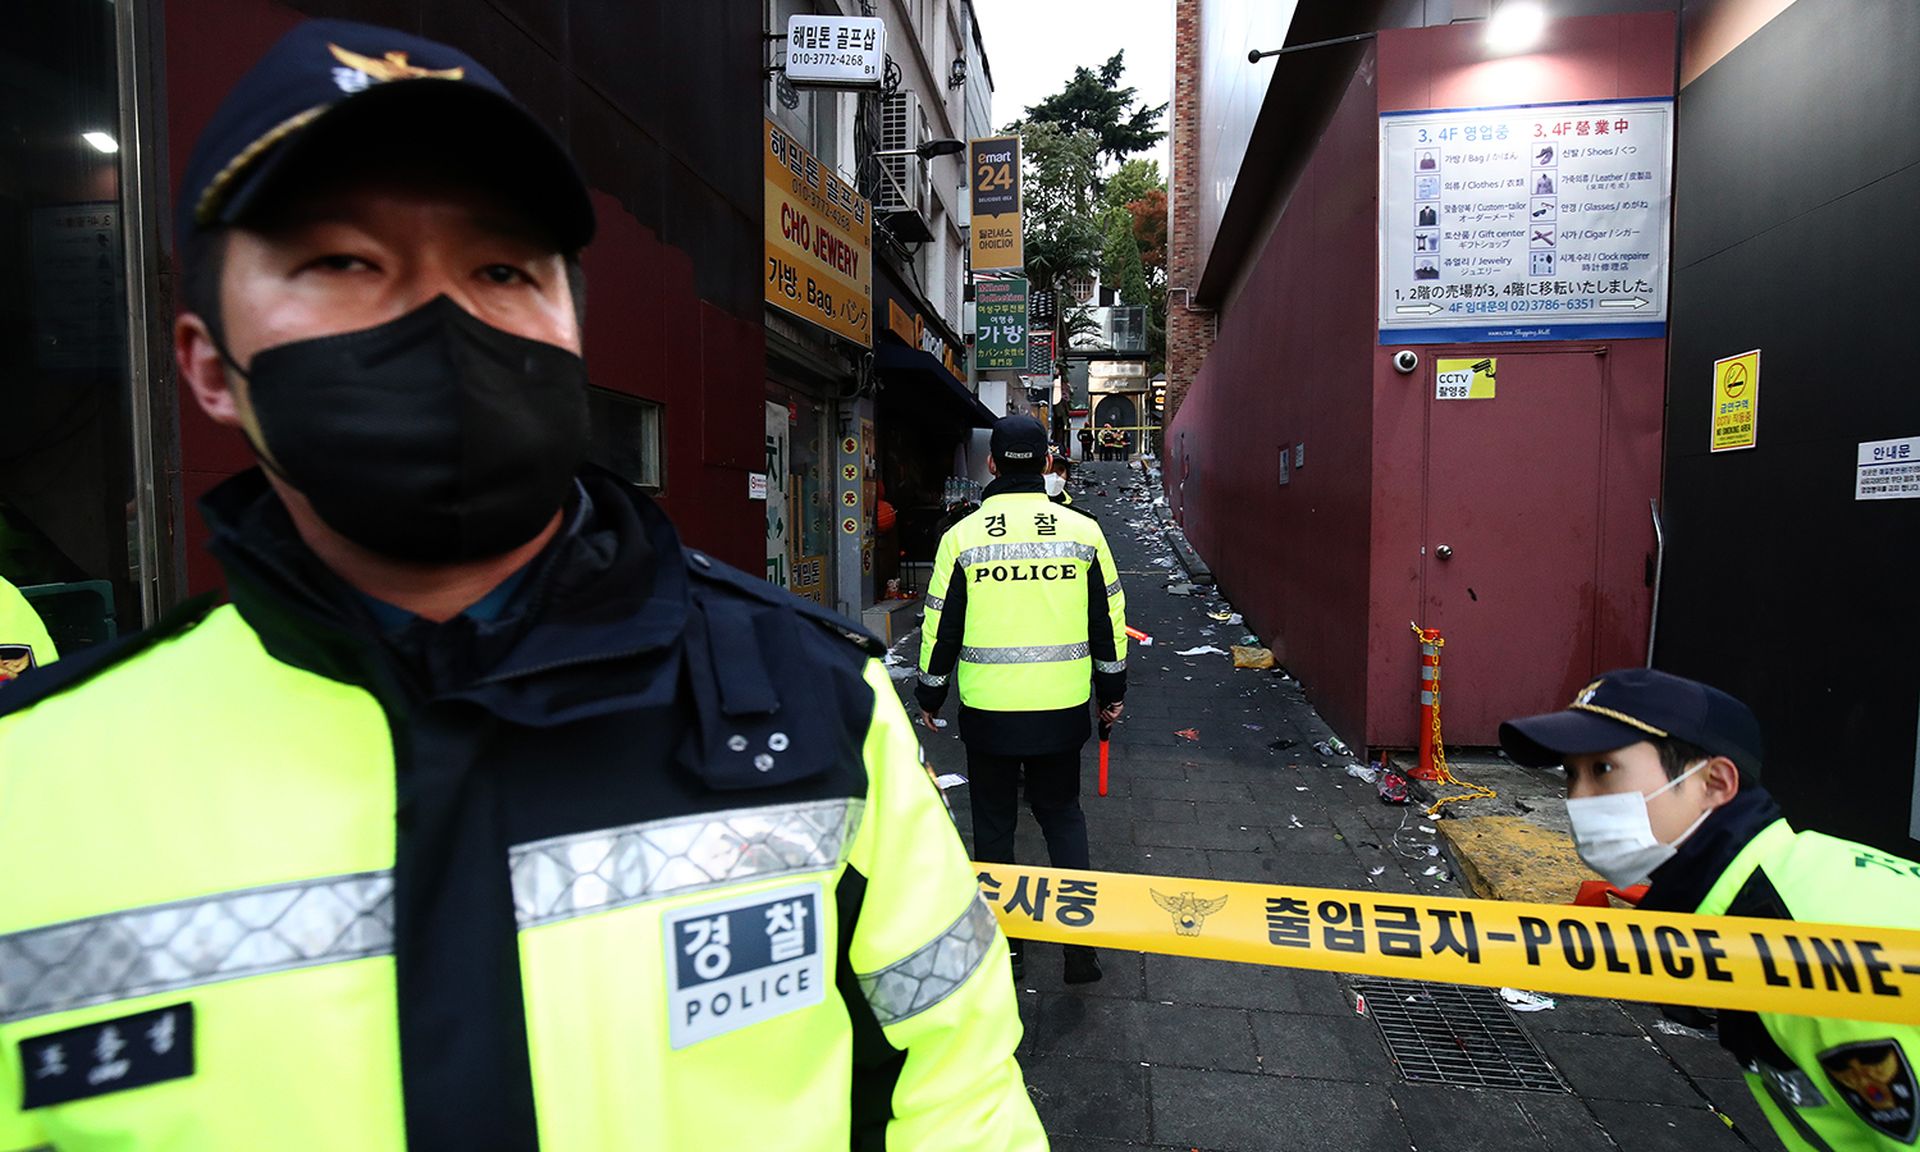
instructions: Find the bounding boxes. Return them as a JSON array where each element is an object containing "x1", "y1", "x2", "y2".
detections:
[{"x1": 1378, "y1": 98, "x2": 1673, "y2": 344}]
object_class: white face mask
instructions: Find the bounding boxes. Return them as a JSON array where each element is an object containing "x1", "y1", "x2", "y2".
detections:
[
  {"x1": 1565, "y1": 761, "x2": 1713, "y2": 887},
  {"x1": 1044, "y1": 473, "x2": 1066, "y2": 497}
]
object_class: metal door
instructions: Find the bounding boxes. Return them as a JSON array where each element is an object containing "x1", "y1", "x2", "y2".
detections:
[{"x1": 1422, "y1": 350, "x2": 1607, "y2": 743}]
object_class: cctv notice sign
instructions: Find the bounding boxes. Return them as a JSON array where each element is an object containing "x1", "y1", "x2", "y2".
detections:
[
  {"x1": 1379, "y1": 98, "x2": 1673, "y2": 344},
  {"x1": 969, "y1": 136, "x2": 1023, "y2": 272}
]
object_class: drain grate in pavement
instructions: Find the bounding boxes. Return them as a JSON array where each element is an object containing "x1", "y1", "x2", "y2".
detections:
[{"x1": 1350, "y1": 978, "x2": 1569, "y2": 1093}]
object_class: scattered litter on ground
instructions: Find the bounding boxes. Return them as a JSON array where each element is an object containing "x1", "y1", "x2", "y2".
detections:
[
  {"x1": 1652, "y1": 1018, "x2": 1717, "y2": 1040},
  {"x1": 1242, "y1": 723, "x2": 1264, "y2": 731},
  {"x1": 1175, "y1": 728, "x2": 1200, "y2": 741},
  {"x1": 1368, "y1": 865, "x2": 1386, "y2": 877},
  {"x1": 1268, "y1": 737, "x2": 1297, "y2": 750},
  {"x1": 1231, "y1": 645, "x2": 1275, "y2": 669},
  {"x1": 882, "y1": 651, "x2": 904, "y2": 666},
  {"x1": 886, "y1": 664, "x2": 917, "y2": 681},
  {"x1": 1165, "y1": 583, "x2": 1198, "y2": 596},
  {"x1": 1344, "y1": 763, "x2": 1379, "y2": 784},
  {"x1": 1353, "y1": 993, "x2": 1369, "y2": 1016},
  {"x1": 1287, "y1": 815, "x2": 1305, "y2": 828},
  {"x1": 1176, "y1": 645, "x2": 1227, "y2": 657},
  {"x1": 1294, "y1": 786, "x2": 1309, "y2": 792},
  {"x1": 1423, "y1": 865, "x2": 1441, "y2": 876},
  {"x1": 1377, "y1": 771, "x2": 1410, "y2": 805},
  {"x1": 1500, "y1": 988, "x2": 1557, "y2": 1013},
  {"x1": 934, "y1": 773, "x2": 967, "y2": 790},
  {"x1": 1419, "y1": 825, "x2": 1437, "y2": 834}
]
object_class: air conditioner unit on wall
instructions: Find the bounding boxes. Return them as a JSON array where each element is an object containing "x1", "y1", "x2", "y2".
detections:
[{"x1": 878, "y1": 91, "x2": 923, "y2": 215}]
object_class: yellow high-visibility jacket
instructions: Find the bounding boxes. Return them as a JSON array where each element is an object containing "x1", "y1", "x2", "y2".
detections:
[
  {"x1": 0, "y1": 577, "x2": 56, "y2": 683},
  {"x1": 917, "y1": 474, "x2": 1126, "y2": 754},
  {"x1": 0, "y1": 469, "x2": 1044, "y2": 1151}
]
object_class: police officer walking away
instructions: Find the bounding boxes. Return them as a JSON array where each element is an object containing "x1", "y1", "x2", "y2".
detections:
[
  {"x1": 1502, "y1": 669, "x2": 1920, "y2": 1151},
  {"x1": 917, "y1": 416, "x2": 1127, "y2": 984},
  {"x1": 0, "y1": 21, "x2": 1042, "y2": 1151}
]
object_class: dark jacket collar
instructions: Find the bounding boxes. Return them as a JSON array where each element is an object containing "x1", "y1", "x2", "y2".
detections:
[
  {"x1": 202, "y1": 466, "x2": 687, "y2": 715},
  {"x1": 1639, "y1": 786, "x2": 1785, "y2": 914},
  {"x1": 983, "y1": 473, "x2": 1046, "y2": 499}
]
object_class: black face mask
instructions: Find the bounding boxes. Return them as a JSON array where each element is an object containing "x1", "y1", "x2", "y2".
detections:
[{"x1": 229, "y1": 295, "x2": 590, "y2": 563}]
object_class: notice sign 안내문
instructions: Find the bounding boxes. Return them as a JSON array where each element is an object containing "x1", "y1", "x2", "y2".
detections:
[
  {"x1": 975, "y1": 276, "x2": 1028, "y2": 370},
  {"x1": 970, "y1": 136, "x2": 1023, "y2": 272},
  {"x1": 1857, "y1": 436, "x2": 1920, "y2": 501},
  {"x1": 1711, "y1": 350, "x2": 1759, "y2": 452},
  {"x1": 765, "y1": 118, "x2": 871, "y2": 346},
  {"x1": 1379, "y1": 98, "x2": 1673, "y2": 344}
]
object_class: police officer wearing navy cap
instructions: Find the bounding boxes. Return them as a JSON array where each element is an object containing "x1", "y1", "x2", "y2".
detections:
[
  {"x1": 918, "y1": 415, "x2": 1128, "y2": 985},
  {"x1": 0, "y1": 20, "x2": 1043, "y2": 1152},
  {"x1": 1503, "y1": 669, "x2": 1920, "y2": 1151}
]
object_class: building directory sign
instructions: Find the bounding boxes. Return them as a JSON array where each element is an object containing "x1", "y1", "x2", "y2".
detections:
[
  {"x1": 974, "y1": 276, "x2": 1028, "y2": 370},
  {"x1": 765, "y1": 118, "x2": 872, "y2": 347},
  {"x1": 782, "y1": 15, "x2": 885, "y2": 88},
  {"x1": 1378, "y1": 98, "x2": 1673, "y2": 344},
  {"x1": 969, "y1": 136, "x2": 1023, "y2": 272}
]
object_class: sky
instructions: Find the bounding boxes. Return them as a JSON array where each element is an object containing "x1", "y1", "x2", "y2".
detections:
[{"x1": 969, "y1": 0, "x2": 1175, "y2": 177}]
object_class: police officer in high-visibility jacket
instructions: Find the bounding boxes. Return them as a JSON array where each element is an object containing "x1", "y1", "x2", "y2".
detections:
[
  {"x1": 0, "y1": 575, "x2": 56, "y2": 683},
  {"x1": 1503, "y1": 669, "x2": 1920, "y2": 1152},
  {"x1": 0, "y1": 20, "x2": 1042, "y2": 1152},
  {"x1": 917, "y1": 416, "x2": 1126, "y2": 984}
]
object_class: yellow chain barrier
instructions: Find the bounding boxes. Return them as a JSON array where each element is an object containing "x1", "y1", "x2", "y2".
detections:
[{"x1": 976, "y1": 862, "x2": 1920, "y2": 1024}]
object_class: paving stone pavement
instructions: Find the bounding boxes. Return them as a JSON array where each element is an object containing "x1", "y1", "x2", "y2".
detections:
[{"x1": 890, "y1": 459, "x2": 1781, "y2": 1152}]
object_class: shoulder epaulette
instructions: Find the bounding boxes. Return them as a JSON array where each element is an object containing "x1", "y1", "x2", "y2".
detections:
[
  {"x1": 683, "y1": 549, "x2": 883, "y2": 658},
  {"x1": 0, "y1": 592, "x2": 221, "y2": 718}
]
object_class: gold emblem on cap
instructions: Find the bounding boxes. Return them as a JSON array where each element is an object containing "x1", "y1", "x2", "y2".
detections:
[
  {"x1": 327, "y1": 44, "x2": 465, "y2": 83},
  {"x1": 1567, "y1": 677, "x2": 1669, "y2": 738},
  {"x1": 1572, "y1": 680, "x2": 1603, "y2": 707}
]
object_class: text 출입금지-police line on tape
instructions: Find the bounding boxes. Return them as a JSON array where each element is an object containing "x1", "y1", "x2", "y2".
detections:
[{"x1": 973, "y1": 862, "x2": 1920, "y2": 1024}]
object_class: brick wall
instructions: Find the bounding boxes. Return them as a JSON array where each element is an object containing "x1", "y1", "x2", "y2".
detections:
[{"x1": 1165, "y1": 0, "x2": 1215, "y2": 425}]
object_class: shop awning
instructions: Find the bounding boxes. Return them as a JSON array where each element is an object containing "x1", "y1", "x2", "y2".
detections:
[{"x1": 875, "y1": 341, "x2": 996, "y2": 430}]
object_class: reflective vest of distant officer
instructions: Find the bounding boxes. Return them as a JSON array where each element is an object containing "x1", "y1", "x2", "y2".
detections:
[
  {"x1": 1503, "y1": 669, "x2": 1920, "y2": 1152},
  {"x1": 916, "y1": 415, "x2": 1125, "y2": 984},
  {"x1": 0, "y1": 576, "x2": 56, "y2": 683},
  {"x1": 0, "y1": 20, "x2": 1042, "y2": 1152}
]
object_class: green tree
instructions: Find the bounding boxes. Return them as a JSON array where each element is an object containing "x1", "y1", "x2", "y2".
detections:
[
  {"x1": 1101, "y1": 211, "x2": 1150, "y2": 310},
  {"x1": 1099, "y1": 159, "x2": 1163, "y2": 222},
  {"x1": 1015, "y1": 120, "x2": 1103, "y2": 295},
  {"x1": 1016, "y1": 51, "x2": 1167, "y2": 169}
]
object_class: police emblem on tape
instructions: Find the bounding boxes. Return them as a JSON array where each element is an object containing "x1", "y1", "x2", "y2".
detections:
[
  {"x1": 1151, "y1": 890, "x2": 1228, "y2": 937},
  {"x1": 665, "y1": 883, "x2": 826, "y2": 1049},
  {"x1": 18, "y1": 1003, "x2": 193, "y2": 1109},
  {"x1": 1818, "y1": 1040, "x2": 1918, "y2": 1143}
]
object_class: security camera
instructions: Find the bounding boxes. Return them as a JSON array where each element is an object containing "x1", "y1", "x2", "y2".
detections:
[{"x1": 1392, "y1": 349, "x2": 1419, "y2": 374}]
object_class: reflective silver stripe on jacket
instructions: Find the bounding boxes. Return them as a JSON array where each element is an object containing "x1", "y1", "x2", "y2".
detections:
[
  {"x1": 0, "y1": 872, "x2": 394, "y2": 1025},
  {"x1": 918, "y1": 672, "x2": 949, "y2": 687},
  {"x1": 960, "y1": 642, "x2": 1091, "y2": 665},
  {"x1": 1094, "y1": 658, "x2": 1127, "y2": 674},
  {"x1": 511, "y1": 798, "x2": 863, "y2": 929},
  {"x1": 956, "y1": 542, "x2": 1097, "y2": 567},
  {"x1": 923, "y1": 594, "x2": 945, "y2": 612},
  {"x1": 858, "y1": 894, "x2": 999, "y2": 1027},
  {"x1": 1104, "y1": 581, "x2": 1123, "y2": 600}
]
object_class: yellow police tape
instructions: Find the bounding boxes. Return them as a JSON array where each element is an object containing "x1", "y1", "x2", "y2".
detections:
[{"x1": 974, "y1": 863, "x2": 1920, "y2": 1024}]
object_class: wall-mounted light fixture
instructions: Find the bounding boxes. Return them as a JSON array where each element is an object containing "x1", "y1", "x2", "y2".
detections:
[
  {"x1": 82, "y1": 131, "x2": 119, "y2": 154},
  {"x1": 1486, "y1": 1, "x2": 1547, "y2": 53}
]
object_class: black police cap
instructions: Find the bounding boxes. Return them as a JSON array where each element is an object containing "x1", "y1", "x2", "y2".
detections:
[
  {"x1": 177, "y1": 19, "x2": 594, "y2": 250},
  {"x1": 990, "y1": 416, "x2": 1048, "y2": 466},
  {"x1": 1498, "y1": 667, "x2": 1764, "y2": 781}
]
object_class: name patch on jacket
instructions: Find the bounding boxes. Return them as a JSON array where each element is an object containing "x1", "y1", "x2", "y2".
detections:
[
  {"x1": 19, "y1": 1003, "x2": 194, "y2": 1109},
  {"x1": 665, "y1": 884, "x2": 825, "y2": 1049}
]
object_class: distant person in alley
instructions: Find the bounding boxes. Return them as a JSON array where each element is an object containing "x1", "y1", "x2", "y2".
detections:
[
  {"x1": 1501, "y1": 669, "x2": 1920, "y2": 1151},
  {"x1": 917, "y1": 415, "x2": 1128, "y2": 984}
]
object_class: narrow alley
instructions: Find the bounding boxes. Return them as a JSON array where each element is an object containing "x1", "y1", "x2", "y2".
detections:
[{"x1": 895, "y1": 459, "x2": 1781, "y2": 1152}]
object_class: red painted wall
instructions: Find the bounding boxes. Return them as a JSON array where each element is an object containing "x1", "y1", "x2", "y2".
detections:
[
  {"x1": 165, "y1": 1, "x2": 763, "y2": 595},
  {"x1": 1169, "y1": 12, "x2": 1675, "y2": 750},
  {"x1": 1167, "y1": 56, "x2": 1383, "y2": 745}
]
